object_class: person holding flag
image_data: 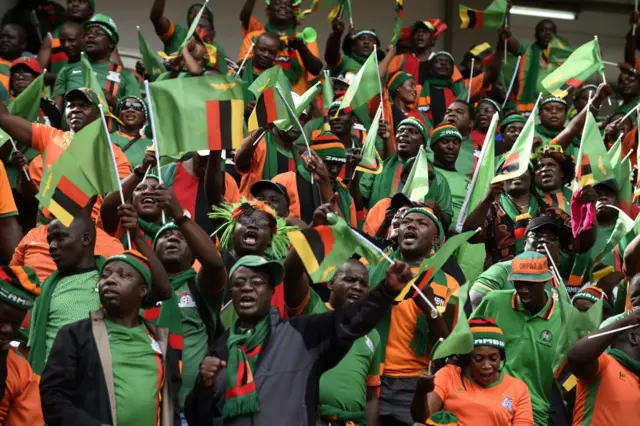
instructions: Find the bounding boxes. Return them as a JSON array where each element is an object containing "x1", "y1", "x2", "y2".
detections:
[
  {"x1": 535, "y1": 97, "x2": 569, "y2": 146},
  {"x1": 411, "y1": 318, "x2": 534, "y2": 425},
  {"x1": 472, "y1": 98, "x2": 502, "y2": 149},
  {"x1": 238, "y1": 32, "x2": 280, "y2": 103},
  {"x1": 615, "y1": 63, "x2": 640, "y2": 117},
  {"x1": 498, "y1": 114, "x2": 526, "y2": 157},
  {"x1": 533, "y1": 144, "x2": 574, "y2": 214},
  {"x1": 442, "y1": 100, "x2": 477, "y2": 178},
  {"x1": 568, "y1": 84, "x2": 598, "y2": 120},
  {"x1": 109, "y1": 96, "x2": 151, "y2": 168},
  {"x1": 471, "y1": 251, "x2": 562, "y2": 426},
  {"x1": 325, "y1": 16, "x2": 380, "y2": 75}
]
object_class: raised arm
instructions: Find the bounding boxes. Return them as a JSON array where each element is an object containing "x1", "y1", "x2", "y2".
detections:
[
  {"x1": 568, "y1": 310, "x2": 640, "y2": 379},
  {"x1": 624, "y1": 234, "x2": 640, "y2": 277},
  {"x1": 37, "y1": 33, "x2": 58, "y2": 86},
  {"x1": 239, "y1": 0, "x2": 258, "y2": 32},
  {"x1": 625, "y1": 12, "x2": 640, "y2": 66},
  {"x1": 482, "y1": 29, "x2": 506, "y2": 87},
  {"x1": 463, "y1": 182, "x2": 502, "y2": 242},
  {"x1": 234, "y1": 127, "x2": 270, "y2": 172},
  {"x1": 290, "y1": 39, "x2": 323, "y2": 76},
  {"x1": 411, "y1": 373, "x2": 442, "y2": 424},
  {"x1": 0, "y1": 98, "x2": 34, "y2": 146},
  {"x1": 150, "y1": 0, "x2": 171, "y2": 38},
  {"x1": 324, "y1": 18, "x2": 345, "y2": 69}
]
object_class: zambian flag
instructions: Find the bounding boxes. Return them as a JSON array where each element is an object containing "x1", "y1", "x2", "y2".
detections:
[
  {"x1": 148, "y1": 75, "x2": 245, "y2": 155},
  {"x1": 541, "y1": 40, "x2": 604, "y2": 99},
  {"x1": 459, "y1": 0, "x2": 507, "y2": 30},
  {"x1": 573, "y1": 111, "x2": 611, "y2": 189},
  {"x1": 248, "y1": 66, "x2": 294, "y2": 132},
  {"x1": 355, "y1": 106, "x2": 383, "y2": 174}
]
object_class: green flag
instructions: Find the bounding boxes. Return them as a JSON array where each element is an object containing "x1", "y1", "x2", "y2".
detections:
[
  {"x1": 337, "y1": 51, "x2": 379, "y2": 114},
  {"x1": 148, "y1": 75, "x2": 245, "y2": 156},
  {"x1": 459, "y1": 0, "x2": 508, "y2": 30},
  {"x1": 456, "y1": 112, "x2": 498, "y2": 231},
  {"x1": 574, "y1": 111, "x2": 611, "y2": 189},
  {"x1": 432, "y1": 284, "x2": 474, "y2": 359},
  {"x1": 541, "y1": 40, "x2": 604, "y2": 99},
  {"x1": 322, "y1": 70, "x2": 334, "y2": 113},
  {"x1": 276, "y1": 81, "x2": 322, "y2": 130},
  {"x1": 390, "y1": 0, "x2": 404, "y2": 45},
  {"x1": 81, "y1": 53, "x2": 109, "y2": 111},
  {"x1": 545, "y1": 36, "x2": 574, "y2": 63},
  {"x1": 355, "y1": 106, "x2": 383, "y2": 174},
  {"x1": 593, "y1": 207, "x2": 639, "y2": 264},
  {"x1": 607, "y1": 136, "x2": 633, "y2": 214},
  {"x1": 179, "y1": 0, "x2": 208, "y2": 53},
  {"x1": 36, "y1": 119, "x2": 119, "y2": 227},
  {"x1": 247, "y1": 66, "x2": 295, "y2": 131},
  {"x1": 0, "y1": 72, "x2": 45, "y2": 148},
  {"x1": 402, "y1": 145, "x2": 429, "y2": 201},
  {"x1": 492, "y1": 96, "x2": 540, "y2": 184},
  {"x1": 606, "y1": 135, "x2": 622, "y2": 167},
  {"x1": 138, "y1": 28, "x2": 165, "y2": 79}
]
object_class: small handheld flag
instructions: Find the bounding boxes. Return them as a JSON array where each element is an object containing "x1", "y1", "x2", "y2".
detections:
[{"x1": 459, "y1": 0, "x2": 508, "y2": 30}]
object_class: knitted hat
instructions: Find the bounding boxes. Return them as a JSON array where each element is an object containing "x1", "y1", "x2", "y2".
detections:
[
  {"x1": 387, "y1": 71, "x2": 414, "y2": 98},
  {"x1": 398, "y1": 117, "x2": 428, "y2": 143},
  {"x1": 10, "y1": 56, "x2": 42, "y2": 75},
  {"x1": 64, "y1": 87, "x2": 100, "y2": 106},
  {"x1": 539, "y1": 96, "x2": 568, "y2": 109},
  {"x1": 572, "y1": 286, "x2": 609, "y2": 306},
  {"x1": 353, "y1": 29, "x2": 380, "y2": 46},
  {"x1": 83, "y1": 13, "x2": 120, "y2": 45},
  {"x1": 229, "y1": 255, "x2": 284, "y2": 287},
  {"x1": 573, "y1": 84, "x2": 598, "y2": 102},
  {"x1": 500, "y1": 113, "x2": 526, "y2": 134},
  {"x1": 0, "y1": 266, "x2": 41, "y2": 310},
  {"x1": 101, "y1": 250, "x2": 152, "y2": 290},
  {"x1": 508, "y1": 251, "x2": 553, "y2": 282},
  {"x1": 429, "y1": 123, "x2": 462, "y2": 147},
  {"x1": 426, "y1": 411, "x2": 459, "y2": 426},
  {"x1": 469, "y1": 317, "x2": 506, "y2": 351},
  {"x1": 187, "y1": 3, "x2": 214, "y2": 25},
  {"x1": 403, "y1": 207, "x2": 445, "y2": 246},
  {"x1": 311, "y1": 132, "x2": 346, "y2": 163},
  {"x1": 468, "y1": 42, "x2": 494, "y2": 62},
  {"x1": 430, "y1": 51, "x2": 455, "y2": 63},
  {"x1": 412, "y1": 19, "x2": 448, "y2": 37},
  {"x1": 152, "y1": 222, "x2": 181, "y2": 249},
  {"x1": 477, "y1": 98, "x2": 502, "y2": 117}
]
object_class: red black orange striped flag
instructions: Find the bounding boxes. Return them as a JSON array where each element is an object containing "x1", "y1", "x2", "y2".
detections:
[
  {"x1": 206, "y1": 100, "x2": 244, "y2": 150},
  {"x1": 459, "y1": 0, "x2": 507, "y2": 30}
]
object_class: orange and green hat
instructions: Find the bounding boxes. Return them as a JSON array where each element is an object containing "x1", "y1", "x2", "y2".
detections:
[
  {"x1": 572, "y1": 286, "x2": 609, "y2": 305},
  {"x1": 508, "y1": 251, "x2": 553, "y2": 283},
  {"x1": 426, "y1": 411, "x2": 459, "y2": 426},
  {"x1": 429, "y1": 123, "x2": 462, "y2": 147},
  {"x1": 468, "y1": 317, "x2": 505, "y2": 351},
  {"x1": 0, "y1": 266, "x2": 42, "y2": 310},
  {"x1": 102, "y1": 250, "x2": 152, "y2": 290},
  {"x1": 398, "y1": 117, "x2": 428, "y2": 142},
  {"x1": 311, "y1": 132, "x2": 346, "y2": 163},
  {"x1": 387, "y1": 71, "x2": 414, "y2": 97},
  {"x1": 403, "y1": 206, "x2": 444, "y2": 246}
]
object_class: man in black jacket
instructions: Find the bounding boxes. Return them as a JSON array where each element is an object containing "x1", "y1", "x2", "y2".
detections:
[
  {"x1": 40, "y1": 205, "x2": 180, "y2": 426},
  {"x1": 185, "y1": 253, "x2": 413, "y2": 426}
]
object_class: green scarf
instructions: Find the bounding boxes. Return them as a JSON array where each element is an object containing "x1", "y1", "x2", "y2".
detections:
[
  {"x1": 535, "y1": 123, "x2": 562, "y2": 144},
  {"x1": 349, "y1": 53, "x2": 369, "y2": 66},
  {"x1": 499, "y1": 193, "x2": 539, "y2": 254},
  {"x1": 369, "y1": 250, "x2": 430, "y2": 361},
  {"x1": 28, "y1": 256, "x2": 106, "y2": 375},
  {"x1": 319, "y1": 405, "x2": 367, "y2": 425},
  {"x1": 133, "y1": 217, "x2": 164, "y2": 247},
  {"x1": 241, "y1": 61, "x2": 261, "y2": 102},
  {"x1": 260, "y1": 25, "x2": 303, "y2": 85},
  {"x1": 608, "y1": 348, "x2": 640, "y2": 378},
  {"x1": 365, "y1": 154, "x2": 403, "y2": 209},
  {"x1": 223, "y1": 315, "x2": 271, "y2": 418},
  {"x1": 520, "y1": 43, "x2": 544, "y2": 110},
  {"x1": 263, "y1": 132, "x2": 301, "y2": 180}
]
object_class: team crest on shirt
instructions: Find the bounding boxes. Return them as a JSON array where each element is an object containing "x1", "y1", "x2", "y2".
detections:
[
  {"x1": 539, "y1": 330, "x2": 553, "y2": 343},
  {"x1": 501, "y1": 394, "x2": 514, "y2": 412},
  {"x1": 107, "y1": 70, "x2": 121, "y2": 83},
  {"x1": 177, "y1": 291, "x2": 196, "y2": 308},
  {"x1": 364, "y1": 335, "x2": 374, "y2": 353}
]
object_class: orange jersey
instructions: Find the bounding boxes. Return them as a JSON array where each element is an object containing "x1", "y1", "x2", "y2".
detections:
[
  {"x1": 363, "y1": 197, "x2": 391, "y2": 237},
  {"x1": 0, "y1": 350, "x2": 43, "y2": 425},
  {"x1": 433, "y1": 364, "x2": 534, "y2": 426},
  {"x1": 0, "y1": 162, "x2": 18, "y2": 217},
  {"x1": 572, "y1": 353, "x2": 640, "y2": 426}
]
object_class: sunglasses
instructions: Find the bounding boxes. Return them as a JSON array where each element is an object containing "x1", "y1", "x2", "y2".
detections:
[{"x1": 120, "y1": 100, "x2": 144, "y2": 112}]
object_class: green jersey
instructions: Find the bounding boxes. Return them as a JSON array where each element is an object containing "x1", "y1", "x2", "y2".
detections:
[
  {"x1": 455, "y1": 139, "x2": 476, "y2": 179},
  {"x1": 471, "y1": 289, "x2": 562, "y2": 426},
  {"x1": 106, "y1": 319, "x2": 162, "y2": 426},
  {"x1": 434, "y1": 167, "x2": 468, "y2": 229},
  {"x1": 299, "y1": 289, "x2": 382, "y2": 425},
  {"x1": 53, "y1": 60, "x2": 141, "y2": 100},
  {"x1": 110, "y1": 131, "x2": 152, "y2": 169}
]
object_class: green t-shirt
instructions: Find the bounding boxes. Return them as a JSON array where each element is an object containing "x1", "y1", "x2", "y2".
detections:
[
  {"x1": 434, "y1": 167, "x2": 468, "y2": 228},
  {"x1": 471, "y1": 260, "x2": 514, "y2": 295},
  {"x1": 454, "y1": 139, "x2": 476, "y2": 179},
  {"x1": 45, "y1": 269, "x2": 101, "y2": 361},
  {"x1": 331, "y1": 55, "x2": 364, "y2": 75},
  {"x1": 471, "y1": 289, "x2": 562, "y2": 426},
  {"x1": 105, "y1": 319, "x2": 162, "y2": 426},
  {"x1": 110, "y1": 132, "x2": 152, "y2": 169},
  {"x1": 301, "y1": 289, "x2": 382, "y2": 421},
  {"x1": 53, "y1": 60, "x2": 142, "y2": 100}
]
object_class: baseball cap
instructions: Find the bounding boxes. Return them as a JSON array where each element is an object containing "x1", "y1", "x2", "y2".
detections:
[
  {"x1": 64, "y1": 87, "x2": 101, "y2": 106},
  {"x1": 250, "y1": 180, "x2": 290, "y2": 206},
  {"x1": 525, "y1": 215, "x2": 562, "y2": 235},
  {"x1": 594, "y1": 179, "x2": 618, "y2": 194},
  {"x1": 508, "y1": 251, "x2": 553, "y2": 283},
  {"x1": 10, "y1": 56, "x2": 43, "y2": 75},
  {"x1": 390, "y1": 192, "x2": 414, "y2": 211},
  {"x1": 229, "y1": 255, "x2": 284, "y2": 287}
]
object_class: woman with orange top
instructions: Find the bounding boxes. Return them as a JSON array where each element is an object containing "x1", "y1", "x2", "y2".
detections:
[{"x1": 411, "y1": 318, "x2": 534, "y2": 426}]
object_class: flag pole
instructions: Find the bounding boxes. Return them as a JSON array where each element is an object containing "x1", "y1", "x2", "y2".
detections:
[
  {"x1": 587, "y1": 323, "x2": 640, "y2": 339},
  {"x1": 504, "y1": 16, "x2": 508, "y2": 64},
  {"x1": 373, "y1": 44, "x2": 385, "y2": 121},
  {"x1": 8, "y1": 139, "x2": 30, "y2": 181},
  {"x1": 99, "y1": 105, "x2": 132, "y2": 250},
  {"x1": 634, "y1": 0, "x2": 638, "y2": 37},
  {"x1": 467, "y1": 58, "x2": 475, "y2": 103},
  {"x1": 594, "y1": 36, "x2": 612, "y2": 106},
  {"x1": 235, "y1": 41, "x2": 255, "y2": 79},
  {"x1": 455, "y1": 113, "x2": 499, "y2": 233},
  {"x1": 621, "y1": 103, "x2": 640, "y2": 123},
  {"x1": 502, "y1": 56, "x2": 521, "y2": 108},
  {"x1": 623, "y1": 149, "x2": 635, "y2": 164},
  {"x1": 143, "y1": 79, "x2": 166, "y2": 224}
]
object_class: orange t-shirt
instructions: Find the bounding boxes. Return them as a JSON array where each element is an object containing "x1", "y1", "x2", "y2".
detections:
[
  {"x1": 28, "y1": 123, "x2": 132, "y2": 190},
  {"x1": 363, "y1": 197, "x2": 391, "y2": 237},
  {"x1": 11, "y1": 224, "x2": 125, "y2": 282},
  {"x1": 572, "y1": 353, "x2": 640, "y2": 426},
  {"x1": 0, "y1": 162, "x2": 18, "y2": 217},
  {"x1": 0, "y1": 58, "x2": 10, "y2": 92},
  {"x1": 237, "y1": 139, "x2": 268, "y2": 197},
  {"x1": 0, "y1": 350, "x2": 43, "y2": 426},
  {"x1": 433, "y1": 364, "x2": 534, "y2": 426}
]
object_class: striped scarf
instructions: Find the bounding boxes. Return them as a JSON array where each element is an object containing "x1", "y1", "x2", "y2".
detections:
[
  {"x1": 223, "y1": 315, "x2": 270, "y2": 418},
  {"x1": 499, "y1": 193, "x2": 539, "y2": 255},
  {"x1": 517, "y1": 43, "x2": 544, "y2": 113}
]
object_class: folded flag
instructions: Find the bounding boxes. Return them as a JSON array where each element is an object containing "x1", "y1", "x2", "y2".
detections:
[
  {"x1": 148, "y1": 75, "x2": 245, "y2": 156},
  {"x1": 36, "y1": 120, "x2": 119, "y2": 227},
  {"x1": 0, "y1": 71, "x2": 44, "y2": 150},
  {"x1": 432, "y1": 284, "x2": 474, "y2": 360},
  {"x1": 178, "y1": 0, "x2": 208, "y2": 53},
  {"x1": 277, "y1": 81, "x2": 322, "y2": 130},
  {"x1": 402, "y1": 145, "x2": 429, "y2": 201},
  {"x1": 574, "y1": 111, "x2": 610, "y2": 189},
  {"x1": 248, "y1": 66, "x2": 295, "y2": 131},
  {"x1": 391, "y1": 0, "x2": 404, "y2": 46},
  {"x1": 544, "y1": 36, "x2": 574, "y2": 63},
  {"x1": 593, "y1": 207, "x2": 639, "y2": 264},
  {"x1": 138, "y1": 28, "x2": 165, "y2": 79},
  {"x1": 541, "y1": 40, "x2": 604, "y2": 99},
  {"x1": 337, "y1": 51, "x2": 379, "y2": 115},
  {"x1": 459, "y1": 0, "x2": 508, "y2": 30},
  {"x1": 356, "y1": 106, "x2": 383, "y2": 174},
  {"x1": 492, "y1": 97, "x2": 540, "y2": 184}
]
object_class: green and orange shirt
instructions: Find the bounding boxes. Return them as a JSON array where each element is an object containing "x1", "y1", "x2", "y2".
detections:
[
  {"x1": 471, "y1": 290, "x2": 561, "y2": 426},
  {"x1": 572, "y1": 353, "x2": 640, "y2": 426}
]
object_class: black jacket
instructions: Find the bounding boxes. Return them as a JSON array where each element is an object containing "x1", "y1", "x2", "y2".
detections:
[
  {"x1": 184, "y1": 283, "x2": 399, "y2": 426},
  {"x1": 40, "y1": 311, "x2": 181, "y2": 426}
]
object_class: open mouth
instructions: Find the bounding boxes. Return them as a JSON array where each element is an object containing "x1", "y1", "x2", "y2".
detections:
[
  {"x1": 346, "y1": 293, "x2": 361, "y2": 303},
  {"x1": 101, "y1": 288, "x2": 119, "y2": 298},
  {"x1": 243, "y1": 229, "x2": 259, "y2": 246},
  {"x1": 239, "y1": 295, "x2": 256, "y2": 309},
  {"x1": 403, "y1": 230, "x2": 418, "y2": 242},
  {"x1": 141, "y1": 196, "x2": 156, "y2": 206}
]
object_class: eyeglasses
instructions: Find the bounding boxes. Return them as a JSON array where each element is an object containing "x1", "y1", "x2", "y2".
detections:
[{"x1": 120, "y1": 100, "x2": 144, "y2": 112}]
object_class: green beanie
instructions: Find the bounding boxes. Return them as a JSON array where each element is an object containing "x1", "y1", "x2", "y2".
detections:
[
  {"x1": 387, "y1": 71, "x2": 414, "y2": 98},
  {"x1": 429, "y1": 123, "x2": 462, "y2": 147},
  {"x1": 477, "y1": 98, "x2": 502, "y2": 117},
  {"x1": 500, "y1": 113, "x2": 526, "y2": 134},
  {"x1": 403, "y1": 207, "x2": 444, "y2": 246},
  {"x1": 152, "y1": 222, "x2": 181, "y2": 250},
  {"x1": 102, "y1": 250, "x2": 152, "y2": 290},
  {"x1": 398, "y1": 117, "x2": 428, "y2": 143},
  {"x1": 83, "y1": 13, "x2": 120, "y2": 45},
  {"x1": 539, "y1": 96, "x2": 568, "y2": 109}
]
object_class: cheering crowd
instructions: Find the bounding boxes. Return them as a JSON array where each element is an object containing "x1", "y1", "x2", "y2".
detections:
[{"x1": 0, "y1": 0, "x2": 639, "y2": 425}]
